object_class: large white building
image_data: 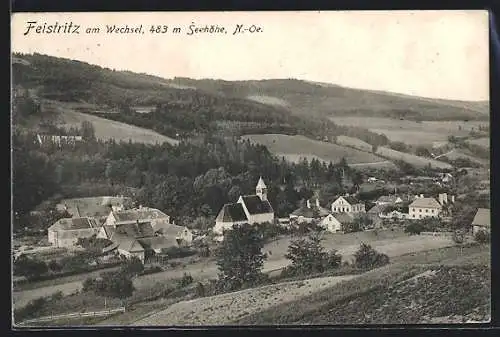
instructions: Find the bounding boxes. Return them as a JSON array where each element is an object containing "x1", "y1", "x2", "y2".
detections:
[
  {"x1": 331, "y1": 195, "x2": 366, "y2": 214},
  {"x1": 213, "y1": 177, "x2": 275, "y2": 235}
]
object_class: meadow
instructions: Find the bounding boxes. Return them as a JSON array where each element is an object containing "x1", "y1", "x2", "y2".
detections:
[{"x1": 330, "y1": 117, "x2": 487, "y2": 146}]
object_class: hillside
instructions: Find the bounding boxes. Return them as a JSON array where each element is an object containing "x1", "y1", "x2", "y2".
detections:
[{"x1": 171, "y1": 78, "x2": 489, "y2": 121}]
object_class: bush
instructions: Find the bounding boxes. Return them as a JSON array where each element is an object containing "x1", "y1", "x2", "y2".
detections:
[
  {"x1": 13, "y1": 255, "x2": 49, "y2": 279},
  {"x1": 48, "y1": 259, "x2": 62, "y2": 272},
  {"x1": 178, "y1": 272, "x2": 194, "y2": 288},
  {"x1": 195, "y1": 282, "x2": 205, "y2": 297},
  {"x1": 162, "y1": 246, "x2": 197, "y2": 259},
  {"x1": 140, "y1": 265, "x2": 164, "y2": 276},
  {"x1": 405, "y1": 222, "x2": 425, "y2": 235},
  {"x1": 353, "y1": 243, "x2": 390, "y2": 270},
  {"x1": 14, "y1": 296, "x2": 49, "y2": 322},
  {"x1": 120, "y1": 257, "x2": 144, "y2": 277},
  {"x1": 474, "y1": 229, "x2": 490, "y2": 244}
]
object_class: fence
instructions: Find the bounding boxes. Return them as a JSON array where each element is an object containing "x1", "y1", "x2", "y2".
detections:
[{"x1": 17, "y1": 307, "x2": 126, "y2": 325}]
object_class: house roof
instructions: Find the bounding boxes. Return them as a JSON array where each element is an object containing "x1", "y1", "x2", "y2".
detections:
[
  {"x1": 101, "y1": 225, "x2": 116, "y2": 238},
  {"x1": 472, "y1": 208, "x2": 490, "y2": 227},
  {"x1": 155, "y1": 223, "x2": 190, "y2": 238},
  {"x1": 58, "y1": 196, "x2": 133, "y2": 218},
  {"x1": 338, "y1": 196, "x2": 363, "y2": 205},
  {"x1": 368, "y1": 204, "x2": 388, "y2": 214},
  {"x1": 113, "y1": 208, "x2": 169, "y2": 223},
  {"x1": 376, "y1": 195, "x2": 401, "y2": 204},
  {"x1": 102, "y1": 242, "x2": 118, "y2": 253},
  {"x1": 56, "y1": 228, "x2": 97, "y2": 239},
  {"x1": 291, "y1": 205, "x2": 330, "y2": 218},
  {"x1": 331, "y1": 212, "x2": 355, "y2": 224},
  {"x1": 112, "y1": 234, "x2": 145, "y2": 252},
  {"x1": 241, "y1": 195, "x2": 274, "y2": 214},
  {"x1": 216, "y1": 203, "x2": 248, "y2": 223},
  {"x1": 114, "y1": 221, "x2": 155, "y2": 238},
  {"x1": 139, "y1": 236, "x2": 178, "y2": 251},
  {"x1": 50, "y1": 217, "x2": 96, "y2": 231},
  {"x1": 409, "y1": 197, "x2": 442, "y2": 209}
]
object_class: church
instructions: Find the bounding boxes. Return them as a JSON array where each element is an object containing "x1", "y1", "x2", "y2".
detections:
[{"x1": 213, "y1": 177, "x2": 275, "y2": 235}]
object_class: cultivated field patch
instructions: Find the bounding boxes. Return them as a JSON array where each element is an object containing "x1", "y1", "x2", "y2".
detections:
[
  {"x1": 246, "y1": 95, "x2": 290, "y2": 107},
  {"x1": 375, "y1": 147, "x2": 453, "y2": 169},
  {"x1": 243, "y1": 134, "x2": 386, "y2": 165}
]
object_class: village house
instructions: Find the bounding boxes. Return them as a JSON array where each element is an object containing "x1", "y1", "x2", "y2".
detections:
[
  {"x1": 318, "y1": 213, "x2": 354, "y2": 233},
  {"x1": 48, "y1": 217, "x2": 99, "y2": 248},
  {"x1": 408, "y1": 195, "x2": 442, "y2": 219},
  {"x1": 105, "y1": 206, "x2": 171, "y2": 230},
  {"x1": 289, "y1": 198, "x2": 330, "y2": 224},
  {"x1": 56, "y1": 196, "x2": 133, "y2": 218},
  {"x1": 331, "y1": 195, "x2": 366, "y2": 214},
  {"x1": 471, "y1": 208, "x2": 490, "y2": 235},
  {"x1": 213, "y1": 177, "x2": 274, "y2": 235},
  {"x1": 375, "y1": 195, "x2": 403, "y2": 206}
]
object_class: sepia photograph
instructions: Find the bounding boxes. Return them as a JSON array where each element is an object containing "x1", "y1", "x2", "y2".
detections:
[{"x1": 11, "y1": 10, "x2": 490, "y2": 327}]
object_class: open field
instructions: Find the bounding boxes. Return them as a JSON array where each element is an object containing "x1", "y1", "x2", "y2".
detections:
[
  {"x1": 467, "y1": 137, "x2": 490, "y2": 149},
  {"x1": 43, "y1": 100, "x2": 179, "y2": 145},
  {"x1": 336, "y1": 135, "x2": 373, "y2": 152},
  {"x1": 242, "y1": 134, "x2": 388, "y2": 166},
  {"x1": 375, "y1": 146, "x2": 453, "y2": 169},
  {"x1": 330, "y1": 117, "x2": 488, "y2": 146},
  {"x1": 13, "y1": 229, "x2": 455, "y2": 311},
  {"x1": 246, "y1": 95, "x2": 290, "y2": 107},
  {"x1": 442, "y1": 150, "x2": 489, "y2": 167}
]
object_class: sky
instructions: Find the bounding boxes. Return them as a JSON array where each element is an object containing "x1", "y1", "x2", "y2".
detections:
[{"x1": 11, "y1": 11, "x2": 489, "y2": 101}]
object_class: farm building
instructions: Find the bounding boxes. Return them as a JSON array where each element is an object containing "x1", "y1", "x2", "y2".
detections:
[
  {"x1": 110, "y1": 234, "x2": 146, "y2": 263},
  {"x1": 105, "y1": 206, "x2": 171, "y2": 229},
  {"x1": 290, "y1": 199, "x2": 330, "y2": 224},
  {"x1": 471, "y1": 208, "x2": 490, "y2": 235},
  {"x1": 57, "y1": 196, "x2": 133, "y2": 218},
  {"x1": 213, "y1": 177, "x2": 274, "y2": 235},
  {"x1": 331, "y1": 195, "x2": 366, "y2": 214},
  {"x1": 48, "y1": 217, "x2": 99, "y2": 248}
]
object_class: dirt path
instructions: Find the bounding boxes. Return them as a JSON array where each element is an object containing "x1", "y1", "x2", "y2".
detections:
[{"x1": 133, "y1": 274, "x2": 358, "y2": 326}]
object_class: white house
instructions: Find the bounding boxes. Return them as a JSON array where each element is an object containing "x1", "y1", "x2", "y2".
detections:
[
  {"x1": 318, "y1": 214, "x2": 342, "y2": 233},
  {"x1": 408, "y1": 196, "x2": 442, "y2": 220},
  {"x1": 331, "y1": 195, "x2": 366, "y2": 214},
  {"x1": 213, "y1": 177, "x2": 274, "y2": 235},
  {"x1": 375, "y1": 195, "x2": 403, "y2": 206},
  {"x1": 48, "y1": 217, "x2": 99, "y2": 248}
]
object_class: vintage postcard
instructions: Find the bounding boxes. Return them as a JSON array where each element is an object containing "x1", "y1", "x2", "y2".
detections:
[{"x1": 11, "y1": 11, "x2": 490, "y2": 327}]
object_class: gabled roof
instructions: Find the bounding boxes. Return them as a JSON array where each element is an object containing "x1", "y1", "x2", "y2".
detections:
[
  {"x1": 241, "y1": 195, "x2": 274, "y2": 214},
  {"x1": 113, "y1": 208, "x2": 169, "y2": 223},
  {"x1": 335, "y1": 196, "x2": 362, "y2": 205},
  {"x1": 101, "y1": 225, "x2": 116, "y2": 238},
  {"x1": 472, "y1": 208, "x2": 490, "y2": 227},
  {"x1": 112, "y1": 234, "x2": 145, "y2": 252},
  {"x1": 291, "y1": 205, "x2": 330, "y2": 218},
  {"x1": 154, "y1": 223, "x2": 190, "y2": 238},
  {"x1": 114, "y1": 221, "x2": 155, "y2": 238},
  {"x1": 409, "y1": 197, "x2": 442, "y2": 209},
  {"x1": 50, "y1": 217, "x2": 95, "y2": 231},
  {"x1": 139, "y1": 236, "x2": 178, "y2": 251},
  {"x1": 216, "y1": 203, "x2": 248, "y2": 223}
]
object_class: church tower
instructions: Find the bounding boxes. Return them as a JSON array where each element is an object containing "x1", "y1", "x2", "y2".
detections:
[{"x1": 256, "y1": 177, "x2": 268, "y2": 201}]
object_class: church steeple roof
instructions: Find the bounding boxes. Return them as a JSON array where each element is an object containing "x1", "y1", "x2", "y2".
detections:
[{"x1": 256, "y1": 176, "x2": 267, "y2": 189}]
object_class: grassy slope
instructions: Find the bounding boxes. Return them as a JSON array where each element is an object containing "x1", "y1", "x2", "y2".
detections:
[
  {"x1": 235, "y1": 243, "x2": 490, "y2": 325},
  {"x1": 242, "y1": 134, "x2": 386, "y2": 165}
]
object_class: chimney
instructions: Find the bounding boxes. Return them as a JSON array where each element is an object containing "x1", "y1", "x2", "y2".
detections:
[
  {"x1": 306, "y1": 200, "x2": 311, "y2": 208},
  {"x1": 316, "y1": 199, "x2": 320, "y2": 208},
  {"x1": 451, "y1": 195, "x2": 455, "y2": 203}
]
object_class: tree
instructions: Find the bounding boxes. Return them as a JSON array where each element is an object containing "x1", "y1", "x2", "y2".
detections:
[
  {"x1": 353, "y1": 243, "x2": 390, "y2": 270},
  {"x1": 94, "y1": 271, "x2": 135, "y2": 302},
  {"x1": 120, "y1": 256, "x2": 144, "y2": 277},
  {"x1": 284, "y1": 232, "x2": 341, "y2": 276},
  {"x1": 474, "y1": 229, "x2": 490, "y2": 244},
  {"x1": 215, "y1": 223, "x2": 267, "y2": 291},
  {"x1": 13, "y1": 255, "x2": 48, "y2": 279}
]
